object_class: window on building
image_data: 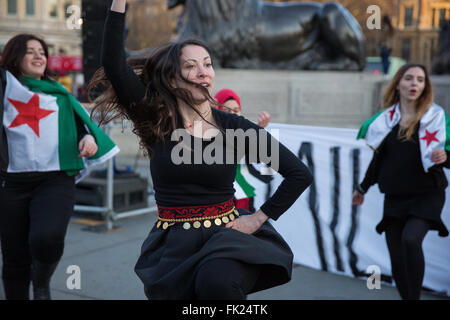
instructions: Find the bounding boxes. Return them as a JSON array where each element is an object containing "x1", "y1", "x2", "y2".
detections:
[
  {"x1": 430, "y1": 38, "x2": 435, "y2": 58},
  {"x1": 26, "y1": 0, "x2": 35, "y2": 16},
  {"x1": 439, "y1": 8, "x2": 446, "y2": 27},
  {"x1": 7, "y1": 0, "x2": 17, "y2": 15},
  {"x1": 64, "y1": 1, "x2": 73, "y2": 16},
  {"x1": 432, "y1": 8, "x2": 436, "y2": 27},
  {"x1": 404, "y1": 7, "x2": 413, "y2": 27},
  {"x1": 49, "y1": 0, "x2": 58, "y2": 18},
  {"x1": 48, "y1": 44, "x2": 56, "y2": 55},
  {"x1": 402, "y1": 39, "x2": 411, "y2": 61}
]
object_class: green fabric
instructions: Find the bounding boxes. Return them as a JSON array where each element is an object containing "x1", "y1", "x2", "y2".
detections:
[
  {"x1": 22, "y1": 76, "x2": 117, "y2": 175},
  {"x1": 356, "y1": 109, "x2": 384, "y2": 139},
  {"x1": 235, "y1": 164, "x2": 256, "y2": 198},
  {"x1": 445, "y1": 111, "x2": 450, "y2": 152}
]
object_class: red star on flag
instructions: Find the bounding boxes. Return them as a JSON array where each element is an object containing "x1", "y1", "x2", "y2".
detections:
[
  {"x1": 388, "y1": 108, "x2": 396, "y2": 121},
  {"x1": 420, "y1": 129, "x2": 439, "y2": 147},
  {"x1": 8, "y1": 93, "x2": 55, "y2": 137}
]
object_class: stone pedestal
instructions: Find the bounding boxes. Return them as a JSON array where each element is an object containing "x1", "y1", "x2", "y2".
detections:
[{"x1": 96, "y1": 70, "x2": 450, "y2": 157}]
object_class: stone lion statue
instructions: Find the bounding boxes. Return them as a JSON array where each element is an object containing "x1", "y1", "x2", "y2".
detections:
[{"x1": 168, "y1": 0, "x2": 366, "y2": 70}]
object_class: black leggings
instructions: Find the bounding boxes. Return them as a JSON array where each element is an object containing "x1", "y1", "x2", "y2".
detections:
[
  {"x1": 194, "y1": 258, "x2": 261, "y2": 300},
  {"x1": 385, "y1": 216, "x2": 430, "y2": 300},
  {"x1": 0, "y1": 172, "x2": 74, "y2": 282}
]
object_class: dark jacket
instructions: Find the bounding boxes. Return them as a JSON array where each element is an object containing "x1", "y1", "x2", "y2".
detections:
[{"x1": 0, "y1": 68, "x2": 8, "y2": 171}]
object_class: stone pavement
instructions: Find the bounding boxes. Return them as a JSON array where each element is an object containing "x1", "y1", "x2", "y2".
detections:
[{"x1": 0, "y1": 208, "x2": 447, "y2": 300}]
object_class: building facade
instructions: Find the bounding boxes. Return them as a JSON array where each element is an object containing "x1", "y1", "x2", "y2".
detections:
[
  {"x1": 287, "y1": 0, "x2": 449, "y2": 71},
  {"x1": 391, "y1": 0, "x2": 450, "y2": 70},
  {"x1": 0, "y1": 0, "x2": 82, "y2": 55}
]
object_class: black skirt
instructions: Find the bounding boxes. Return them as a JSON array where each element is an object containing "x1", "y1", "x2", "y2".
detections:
[
  {"x1": 134, "y1": 209, "x2": 294, "y2": 299},
  {"x1": 376, "y1": 190, "x2": 448, "y2": 237}
]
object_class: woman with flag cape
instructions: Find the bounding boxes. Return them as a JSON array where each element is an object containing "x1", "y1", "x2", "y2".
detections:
[
  {"x1": 0, "y1": 34, "x2": 119, "y2": 300},
  {"x1": 214, "y1": 88, "x2": 272, "y2": 212},
  {"x1": 352, "y1": 63, "x2": 450, "y2": 300}
]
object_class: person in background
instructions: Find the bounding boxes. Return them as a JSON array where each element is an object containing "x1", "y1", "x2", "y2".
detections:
[
  {"x1": 353, "y1": 63, "x2": 450, "y2": 300},
  {"x1": 0, "y1": 34, "x2": 119, "y2": 300},
  {"x1": 214, "y1": 88, "x2": 271, "y2": 212},
  {"x1": 57, "y1": 70, "x2": 72, "y2": 93}
]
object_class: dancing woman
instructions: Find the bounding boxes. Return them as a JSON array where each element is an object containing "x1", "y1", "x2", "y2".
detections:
[{"x1": 89, "y1": 0, "x2": 313, "y2": 299}]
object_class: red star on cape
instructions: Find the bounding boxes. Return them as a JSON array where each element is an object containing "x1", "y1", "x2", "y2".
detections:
[
  {"x1": 8, "y1": 93, "x2": 55, "y2": 137},
  {"x1": 420, "y1": 129, "x2": 439, "y2": 147},
  {"x1": 388, "y1": 108, "x2": 396, "y2": 121}
]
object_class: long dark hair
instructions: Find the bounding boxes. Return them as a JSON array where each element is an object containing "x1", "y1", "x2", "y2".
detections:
[
  {"x1": 89, "y1": 38, "x2": 219, "y2": 157},
  {"x1": 0, "y1": 33, "x2": 53, "y2": 80},
  {"x1": 382, "y1": 62, "x2": 433, "y2": 140}
]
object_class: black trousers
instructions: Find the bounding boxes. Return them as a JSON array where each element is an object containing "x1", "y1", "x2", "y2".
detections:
[
  {"x1": 384, "y1": 216, "x2": 430, "y2": 300},
  {"x1": 194, "y1": 258, "x2": 261, "y2": 300},
  {"x1": 0, "y1": 171, "x2": 74, "y2": 283}
]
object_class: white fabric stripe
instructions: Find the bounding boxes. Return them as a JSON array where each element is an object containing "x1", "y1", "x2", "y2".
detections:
[
  {"x1": 233, "y1": 180, "x2": 247, "y2": 200},
  {"x1": 3, "y1": 71, "x2": 60, "y2": 172},
  {"x1": 419, "y1": 104, "x2": 446, "y2": 171},
  {"x1": 364, "y1": 103, "x2": 399, "y2": 150},
  {"x1": 364, "y1": 103, "x2": 447, "y2": 172},
  {"x1": 75, "y1": 145, "x2": 120, "y2": 183}
]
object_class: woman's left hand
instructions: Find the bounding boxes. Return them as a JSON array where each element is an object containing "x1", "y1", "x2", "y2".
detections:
[
  {"x1": 431, "y1": 149, "x2": 447, "y2": 165},
  {"x1": 257, "y1": 111, "x2": 271, "y2": 128},
  {"x1": 226, "y1": 209, "x2": 269, "y2": 234},
  {"x1": 78, "y1": 134, "x2": 98, "y2": 158}
]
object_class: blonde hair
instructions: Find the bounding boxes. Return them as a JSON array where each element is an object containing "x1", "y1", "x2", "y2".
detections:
[{"x1": 382, "y1": 63, "x2": 433, "y2": 140}]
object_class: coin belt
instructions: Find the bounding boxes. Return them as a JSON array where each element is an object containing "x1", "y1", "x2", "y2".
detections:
[{"x1": 156, "y1": 208, "x2": 240, "y2": 230}]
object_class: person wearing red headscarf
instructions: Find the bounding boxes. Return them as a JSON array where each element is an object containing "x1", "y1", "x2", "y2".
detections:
[
  {"x1": 214, "y1": 88, "x2": 271, "y2": 211},
  {"x1": 214, "y1": 88, "x2": 271, "y2": 127}
]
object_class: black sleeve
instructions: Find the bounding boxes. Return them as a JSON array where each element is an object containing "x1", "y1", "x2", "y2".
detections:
[
  {"x1": 359, "y1": 151, "x2": 380, "y2": 193},
  {"x1": 236, "y1": 117, "x2": 313, "y2": 221},
  {"x1": 101, "y1": 10, "x2": 146, "y2": 109},
  {"x1": 443, "y1": 150, "x2": 450, "y2": 169}
]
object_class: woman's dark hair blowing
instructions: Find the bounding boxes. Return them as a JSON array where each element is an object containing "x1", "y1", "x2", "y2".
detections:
[
  {"x1": 0, "y1": 33, "x2": 53, "y2": 80},
  {"x1": 89, "y1": 38, "x2": 218, "y2": 157}
]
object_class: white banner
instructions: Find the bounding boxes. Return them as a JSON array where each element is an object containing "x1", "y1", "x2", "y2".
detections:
[{"x1": 248, "y1": 123, "x2": 450, "y2": 296}]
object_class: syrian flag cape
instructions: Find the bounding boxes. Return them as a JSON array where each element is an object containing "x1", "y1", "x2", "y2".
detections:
[
  {"x1": 234, "y1": 163, "x2": 256, "y2": 200},
  {"x1": 357, "y1": 103, "x2": 450, "y2": 172},
  {"x1": 3, "y1": 71, "x2": 119, "y2": 181}
]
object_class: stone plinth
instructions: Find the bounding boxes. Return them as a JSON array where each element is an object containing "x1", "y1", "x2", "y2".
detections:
[{"x1": 96, "y1": 70, "x2": 450, "y2": 157}]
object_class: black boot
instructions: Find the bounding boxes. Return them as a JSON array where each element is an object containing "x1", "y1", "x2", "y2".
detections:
[
  {"x1": 2, "y1": 278, "x2": 31, "y2": 300},
  {"x1": 31, "y1": 260, "x2": 58, "y2": 300}
]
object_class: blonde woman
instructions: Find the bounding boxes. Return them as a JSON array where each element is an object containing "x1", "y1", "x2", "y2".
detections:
[{"x1": 353, "y1": 63, "x2": 450, "y2": 300}]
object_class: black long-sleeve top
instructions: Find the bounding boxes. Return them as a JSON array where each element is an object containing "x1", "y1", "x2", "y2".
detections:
[
  {"x1": 101, "y1": 10, "x2": 313, "y2": 220},
  {"x1": 360, "y1": 124, "x2": 450, "y2": 195}
]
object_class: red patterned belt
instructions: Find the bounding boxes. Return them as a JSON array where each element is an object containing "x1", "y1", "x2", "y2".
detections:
[{"x1": 156, "y1": 198, "x2": 239, "y2": 230}]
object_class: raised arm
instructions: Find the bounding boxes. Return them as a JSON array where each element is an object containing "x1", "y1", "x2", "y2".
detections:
[{"x1": 101, "y1": 0, "x2": 145, "y2": 108}]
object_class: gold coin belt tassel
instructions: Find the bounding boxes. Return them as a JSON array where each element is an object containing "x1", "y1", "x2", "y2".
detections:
[{"x1": 156, "y1": 208, "x2": 240, "y2": 230}]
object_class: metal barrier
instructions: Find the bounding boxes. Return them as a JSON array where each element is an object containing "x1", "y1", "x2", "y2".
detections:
[
  {"x1": 74, "y1": 157, "x2": 157, "y2": 230},
  {"x1": 73, "y1": 117, "x2": 157, "y2": 230}
]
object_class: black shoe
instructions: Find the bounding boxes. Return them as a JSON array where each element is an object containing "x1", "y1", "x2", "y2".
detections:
[
  {"x1": 2, "y1": 278, "x2": 31, "y2": 300},
  {"x1": 32, "y1": 260, "x2": 58, "y2": 300}
]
